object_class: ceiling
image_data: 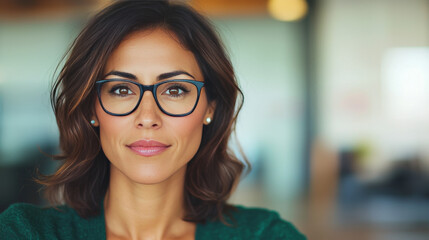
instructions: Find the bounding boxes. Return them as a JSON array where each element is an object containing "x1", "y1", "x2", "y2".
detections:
[{"x1": 0, "y1": 0, "x2": 268, "y2": 19}]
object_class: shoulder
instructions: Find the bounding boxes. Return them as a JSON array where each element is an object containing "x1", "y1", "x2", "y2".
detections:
[
  {"x1": 0, "y1": 203, "x2": 75, "y2": 238},
  {"x1": 0, "y1": 202, "x2": 102, "y2": 239},
  {"x1": 0, "y1": 202, "x2": 75, "y2": 219},
  {"x1": 197, "y1": 205, "x2": 306, "y2": 240},
  {"x1": 231, "y1": 206, "x2": 307, "y2": 239}
]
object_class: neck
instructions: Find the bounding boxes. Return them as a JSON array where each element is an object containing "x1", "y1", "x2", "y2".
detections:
[{"x1": 104, "y1": 165, "x2": 195, "y2": 240}]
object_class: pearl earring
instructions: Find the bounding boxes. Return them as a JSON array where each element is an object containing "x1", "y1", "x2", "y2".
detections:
[
  {"x1": 206, "y1": 117, "x2": 211, "y2": 124},
  {"x1": 90, "y1": 120, "x2": 96, "y2": 125}
]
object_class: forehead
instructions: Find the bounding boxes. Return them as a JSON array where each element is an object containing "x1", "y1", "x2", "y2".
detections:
[
  {"x1": 120, "y1": 28, "x2": 187, "y2": 53},
  {"x1": 104, "y1": 28, "x2": 202, "y2": 81}
]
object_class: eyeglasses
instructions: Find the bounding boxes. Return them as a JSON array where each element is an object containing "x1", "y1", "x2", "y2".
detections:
[{"x1": 95, "y1": 79, "x2": 205, "y2": 117}]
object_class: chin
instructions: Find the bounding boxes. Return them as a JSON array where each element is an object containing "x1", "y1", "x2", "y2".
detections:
[
  {"x1": 130, "y1": 173, "x2": 170, "y2": 185},
  {"x1": 123, "y1": 164, "x2": 187, "y2": 185}
]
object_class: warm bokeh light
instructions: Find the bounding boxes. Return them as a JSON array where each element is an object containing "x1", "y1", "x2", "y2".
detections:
[{"x1": 267, "y1": 0, "x2": 308, "y2": 21}]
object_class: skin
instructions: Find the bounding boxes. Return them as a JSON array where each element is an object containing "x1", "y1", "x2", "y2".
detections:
[{"x1": 93, "y1": 28, "x2": 215, "y2": 240}]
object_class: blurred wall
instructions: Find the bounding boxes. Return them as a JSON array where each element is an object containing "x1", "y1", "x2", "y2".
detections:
[
  {"x1": 308, "y1": 1, "x2": 429, "y2": 239},
  {"x1": 316, "y1": 0, "x2": 429, "y2": 175},
  {"x1": 0, "y1": 17, "x2": 84, "y2": 209},
  {"x1": 214, "y1": 17, "x2": 306, "y2": 211},
  {"x1": 0, "y1": 19, "x2": 78, "y2": 164}
]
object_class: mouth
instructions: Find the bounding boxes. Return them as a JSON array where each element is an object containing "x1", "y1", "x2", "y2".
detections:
[{"x1": 127, "y1": 140, "x2": 171, "y2": 157}]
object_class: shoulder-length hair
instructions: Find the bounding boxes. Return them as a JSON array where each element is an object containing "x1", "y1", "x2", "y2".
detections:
[{"x1": 38, "y1": 0, "x2": 247, "y2": 223}]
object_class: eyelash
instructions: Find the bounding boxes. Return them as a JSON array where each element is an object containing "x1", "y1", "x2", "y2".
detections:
[{"x1": 166, "y1": 84, "x2": 190, "y2": 92}]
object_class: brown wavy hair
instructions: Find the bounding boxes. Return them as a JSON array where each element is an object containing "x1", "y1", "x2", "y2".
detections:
[{"x1": 37, "y1": 0, "x2": 247, "y2": 223}]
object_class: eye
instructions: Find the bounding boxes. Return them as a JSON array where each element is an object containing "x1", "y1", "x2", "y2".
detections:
[
  {"x1": 110, "y1": 85, "x2": 135, "y2": 96},
  {"x1": 162, "y1": 84, "x2": 190, "y2": 97},
  {"x1": 165, "y1": 87, "x2": 184, "y2": 96}
]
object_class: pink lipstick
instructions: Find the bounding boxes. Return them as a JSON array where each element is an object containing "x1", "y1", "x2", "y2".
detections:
[{"x1": 127, "y1": 140, "x2": 170, "y2": 157}]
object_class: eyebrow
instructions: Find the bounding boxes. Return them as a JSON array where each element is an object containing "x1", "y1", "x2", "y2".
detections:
[
  {"x1": 104, "y1": 71, "x2": 136, "y2": 79},
  {"x1": 104, "y1": 70, "x2": 195, "y2": 81},
  {"x1": 158, "y1": 71, "x2": 195, "y2": 80}
]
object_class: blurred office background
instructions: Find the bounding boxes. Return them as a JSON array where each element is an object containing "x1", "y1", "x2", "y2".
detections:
[{"x1": 1, "y1": 0, "x2": 429, "y2": 239}]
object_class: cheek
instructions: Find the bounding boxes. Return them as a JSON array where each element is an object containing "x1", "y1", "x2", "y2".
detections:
[
  {"x1": 167, "y1": 104, "x2": 207, "y2": 158},
  {"x1": 170, "y1": 111, "x2": 204, "y2": 144},
  {"x1": 95, "y1": 102, "x2": 129, "y2": 157}
]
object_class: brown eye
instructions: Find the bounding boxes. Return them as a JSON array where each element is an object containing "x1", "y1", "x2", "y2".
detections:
[
  {"x1": 111, "y1": 86, "x2": 134, "y2": 96},
  {"x1": 119, "y1": 88, "x2": 129, "y2": 95},
  {"x1": 164, "y1": 87, "x2": 184, "y2": 97},
  {"x1": 168, "y1": 88, "x2": 180, "y2": 95}
]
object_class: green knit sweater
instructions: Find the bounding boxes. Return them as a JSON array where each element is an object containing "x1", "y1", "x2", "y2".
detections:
[{"x1": 0, "y1": 203, "x2": 306, "y2": 239}]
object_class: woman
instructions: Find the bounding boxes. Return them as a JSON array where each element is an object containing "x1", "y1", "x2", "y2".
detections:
[{"x1": 0, "y1": 0, "x2": 306, "y2": 239}]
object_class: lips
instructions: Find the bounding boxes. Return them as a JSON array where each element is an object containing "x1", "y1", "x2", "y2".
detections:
[{"x1": 127, "y1": 140, "x2": 170, "y2": 157}]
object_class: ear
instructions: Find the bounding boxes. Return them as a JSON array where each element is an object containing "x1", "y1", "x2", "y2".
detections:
[{"x1": 203, "y1": 101, "x2": 216, "y2": 125}]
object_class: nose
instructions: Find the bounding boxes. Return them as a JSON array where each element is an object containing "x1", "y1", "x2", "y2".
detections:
[{"x1": 134, "y1": 91, "x2": 162, "y2": 129}]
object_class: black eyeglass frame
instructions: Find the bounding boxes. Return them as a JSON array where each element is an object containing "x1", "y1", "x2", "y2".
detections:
[{"x1": 95, "y1": 79, "x2": 205, "y2": 117}]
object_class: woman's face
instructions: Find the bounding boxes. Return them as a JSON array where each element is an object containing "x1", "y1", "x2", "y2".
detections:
[{"x1": 94, "y1": 28, "x2": 214, "y2": 184}]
